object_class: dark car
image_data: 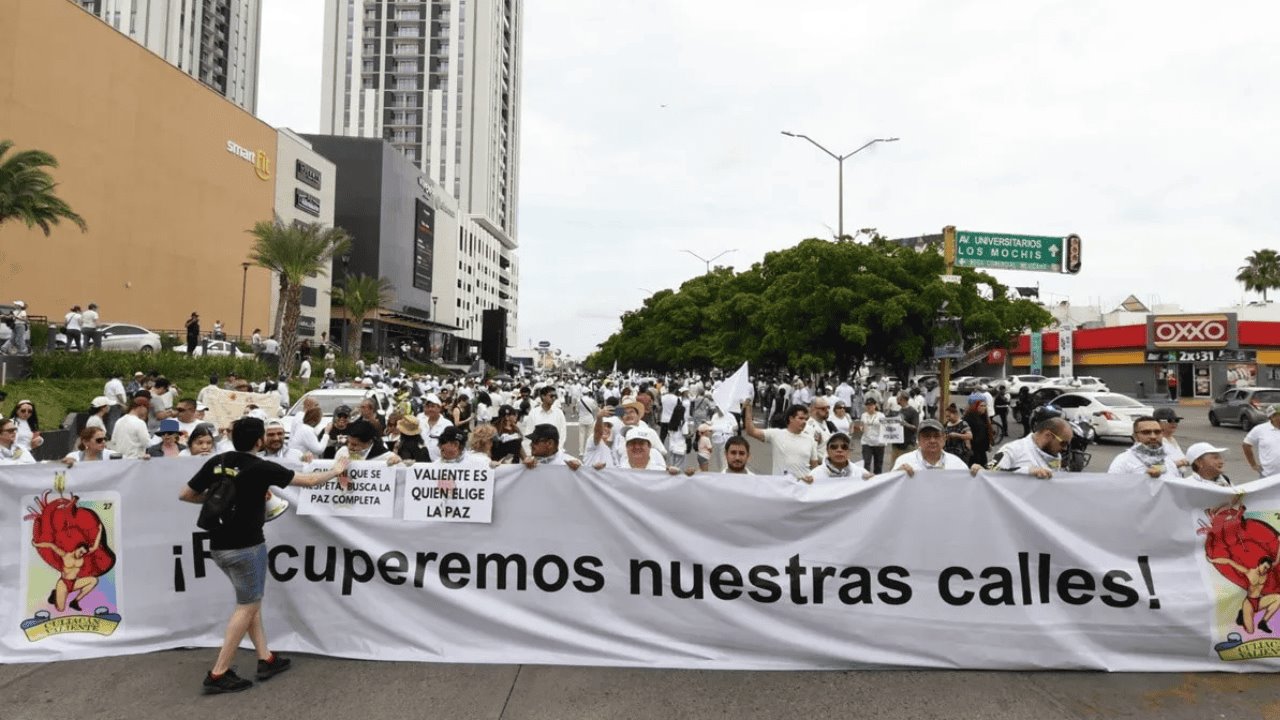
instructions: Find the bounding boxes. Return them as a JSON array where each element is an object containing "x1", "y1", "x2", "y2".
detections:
[{"x1": 1209, "y1": 387, "x2": 1280, "y2": 430}]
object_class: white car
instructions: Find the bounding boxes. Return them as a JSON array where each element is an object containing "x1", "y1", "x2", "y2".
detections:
[
  {"x1": 98, "y1": 323, "x2": 162, "y2": 353},
  {"x1": 1003, "y1": 374, "x2": 1050, "y2": 395},
  {"x1": 281, "y1": 387, "x2": 394, "y2": 437},
  {"x1": 1049, "y1": 392, "x2": 1153, "y2": 441},
  {"x1": 184, "y1": 340, "x2": 242, "y2": 357},
  {"x1": 1045, "y1": 376, "x2": 1111, "y2": 393}
]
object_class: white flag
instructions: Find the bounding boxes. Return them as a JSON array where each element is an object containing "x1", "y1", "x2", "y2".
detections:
[{"x1": 712, "y1": 361, "x2": 751, "y2": 412}]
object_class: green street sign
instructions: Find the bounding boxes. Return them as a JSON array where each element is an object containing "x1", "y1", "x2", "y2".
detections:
[{"x1": 955, "y1": 231, "x2": 1064, "y2": 273}]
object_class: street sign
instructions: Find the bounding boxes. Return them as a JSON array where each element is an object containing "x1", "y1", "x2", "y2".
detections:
[
  {"x1": 939, "y1": 274, "x2": 961, "y2": 284},
  {"x1": 955, "y1": 231, "x2": 1064, "y2": 273}
]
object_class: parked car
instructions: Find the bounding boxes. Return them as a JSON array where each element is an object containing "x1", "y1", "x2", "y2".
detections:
[
  {"x1": 1004, "y1": 374, "x2": 1050, "y2": 395},
  {"x1": 949, "y1": 376, "x2": 984, "y2": 393},
  {"x1": 1044, "y1": 376, "x2": 1111, "y2": 393},
  {"x1": 182, "y1": 340, "x2": 242, "y2": 357},
  {"x1": 98, "y1": 323, "x2": 162, "y2": 353},
  {"x1": 1050, "y1": 392, "x2": 1154, "y2": 442},
  {"x1": 1209, "y1": 387, "x2": 1280, "y2": 430}
]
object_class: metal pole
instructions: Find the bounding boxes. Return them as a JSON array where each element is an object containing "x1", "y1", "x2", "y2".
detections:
[
  {"x1": 941, "y1": 225, "x2": 956, "y2": 413},
  {"x1": 837, "y1": 157, "x2": 844, "y2": 241},
  {"x1": 239, "y1": 263, "x2": 249, "y2": 341}
]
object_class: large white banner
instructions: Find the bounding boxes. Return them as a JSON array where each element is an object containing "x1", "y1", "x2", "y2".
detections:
[{"x1": 3, "y1": 459, "x2": 1280, "y2": 671}]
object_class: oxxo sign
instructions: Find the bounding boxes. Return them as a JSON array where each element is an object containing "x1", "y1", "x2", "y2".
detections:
[
  {"x1": 1149, "y1": 314, "x2": 1234, "y2": 349},
  {"x1": 226, "y1": 140, "x2": 271, "y2": 181}
]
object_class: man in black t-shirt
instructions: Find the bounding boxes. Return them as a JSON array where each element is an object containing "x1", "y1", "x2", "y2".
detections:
[{"x1": 179, "y1": 417, "x2": 349, "y2": 695}]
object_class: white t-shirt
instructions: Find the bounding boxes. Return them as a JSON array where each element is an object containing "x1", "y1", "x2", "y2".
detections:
[
  {"x1": 80, "y1": 308, "x2": 98, "y2": 329},
  {"x1": 830, "y1": 413, "x2": 852, "y2": 434},
  {"x1": 893, "y1": 449, "x2": 970, "y2": 472},
  {"x1": 1244, "y1": 422, "x2": 1280, "y2": 477},
  {"x1": 65, "y1": 311, "x2": 82, "y2": 331},
  {"x1": 111, "y1": 413, "x2": 151, "y2": 458},
  {"x1": 289, "y1": 423, "x2": 325, "y2": 456},
  {"x1": 417, "y1": 414, "x2": 454, "y2": 461},
  {"x1": 299, "y1": 359, "x2": 312, "y2": 381},
  {"x1": 760, "y1": 428, "x2": 819, "y2": 478},
  {"x1": 991, "y1": 436, "x2": 1060, "y2": 474},
  {"x1": 104, "y1": 377, "x2": 126, "y2": 404},
  {"x1": 859, "y1": 411, "x2": 886, "y2": 447},
  {"x1": 810, "y1": 459, "x2": 866, "y2": 481}
]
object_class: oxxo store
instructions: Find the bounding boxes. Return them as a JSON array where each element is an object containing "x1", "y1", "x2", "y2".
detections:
[{"x1": 1011, "y1": 314, "x2": 1280, "y2": 401}]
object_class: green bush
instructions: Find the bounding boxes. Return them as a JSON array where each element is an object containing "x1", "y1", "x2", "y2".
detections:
[{"x1": 30, "y1": 351, "x2": 273, "y2": 382}]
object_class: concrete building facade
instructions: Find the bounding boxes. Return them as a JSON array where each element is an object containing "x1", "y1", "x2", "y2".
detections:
[{"x1": 73, "y1": 0, "x2": 262, "y2": 112}]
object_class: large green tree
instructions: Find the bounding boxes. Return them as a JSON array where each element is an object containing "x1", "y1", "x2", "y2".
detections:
[
  {"x1": 248, "y1": 220, "x2": 351, "y2": 377},
  {"x1": 587, "y1": 237, "x2": 1052, "y2": 376},
  {"x1": 332, "y1": 273, "x2": 395, "y2": 358},
  {"x1": 0, "y1": 140, "x2": 87, "y2": 236},
  {"x1": 1237, "y1": 249, "x2": 1280, "y2": 302}
]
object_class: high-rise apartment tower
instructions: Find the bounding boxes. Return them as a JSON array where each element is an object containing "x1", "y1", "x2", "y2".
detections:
[
  {"x1": 319, "y1": 0, "x2": 521, "y2": 238},
  {"x1": 73, "y1": 0, "x2": 261, "y2": 112}
]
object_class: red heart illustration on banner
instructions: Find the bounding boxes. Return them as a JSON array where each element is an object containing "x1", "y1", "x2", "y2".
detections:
[
  {"x1": 25, "y1": 492, "x2": 116, "y2": 580},
  {"x1": 1200, "y1": 504, "x2": 1280, "y2": 594}
]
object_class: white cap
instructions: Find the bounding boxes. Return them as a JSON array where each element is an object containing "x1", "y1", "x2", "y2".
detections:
[
  {"x1": 624, "y1": 425, "x2": 659, "y2": 446},
  {"x1": 1186, "y1": 442, "x2": 1227, "y2": 468},
  {"x1": 424, "y1": 393, "x2": 443, "y2": 406},
  {"x1": 90, "y1": 396, "x2": 115, "y2": 408}
]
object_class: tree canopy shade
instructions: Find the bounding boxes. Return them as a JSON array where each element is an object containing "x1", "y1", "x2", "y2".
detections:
[
  {"x1": 333, "y1": 273, "x2": 395, "y2": 357},
  {"x1": 0, "y1": 140, "x2": 87, "y2": 236},
  {"x1": 586, "y1": 237, "x2": 1053, "y2": 377},
  {"x1": 1237, "y1": 249, "x2": 1280, "y2": 302},
  {"x1": 248, "y1": 219, "x2": 351, "y2": 377}
]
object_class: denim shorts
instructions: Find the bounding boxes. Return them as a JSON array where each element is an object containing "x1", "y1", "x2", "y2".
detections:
[{"x1": 211, "y1": 543, "x2": 268, "y2": 605}]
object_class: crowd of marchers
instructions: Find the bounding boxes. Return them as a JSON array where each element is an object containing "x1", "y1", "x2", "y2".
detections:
[{"x1": 1, "y1": 366, "x2": 1278, "y2": 489}]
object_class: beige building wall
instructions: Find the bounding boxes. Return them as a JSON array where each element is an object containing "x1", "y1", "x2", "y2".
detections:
[{"x1": 0, "y1": 0, "x2": 276, "y2": 337}]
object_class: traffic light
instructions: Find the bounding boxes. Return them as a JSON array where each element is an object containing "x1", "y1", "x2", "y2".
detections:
[{"x1": 1063, "y1": 234, "x2": 1082, "y2": 274}]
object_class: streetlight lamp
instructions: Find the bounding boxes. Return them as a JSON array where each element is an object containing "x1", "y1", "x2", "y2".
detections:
[
  {"x1": 239, "y1": 262, "x2": 250, "y2": 340},
  {"x1": 780, "y1": 132, "x2": 899, "y2": 241},
  {"x1": 680, "y1": 248, "x2": 736, "y2": 273}
]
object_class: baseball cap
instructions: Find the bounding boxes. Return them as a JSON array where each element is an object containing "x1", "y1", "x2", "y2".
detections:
[
  {"x1": 424, "y1": 393, "x2": 443, "y2": 406},
  {"x1": 918, "y1": 419, "x2": 945, "y2": 434},
  {"x1": 158, "y1": 418, "x2": 181, "y2": 435},
  {"x1": 827, "y1": 432, "x2": 851, "y2": 447},
  {"x1": 89, "y1": 396, "x2": 115, "y2": 409},
  {"x1": 1268, "y1": 404, "x2": 1280, "y2": 418},
  {"x1": 333, "y1": 404, "x2": 352, "y2": 417},
  {"x1": 624, "y1": 426, "x2": 658, "y2": 445},
  {"x1": 527, "y1": 424, "x2": 560, "y2": 443},
  {"x1": 438, "y1": 425, "x2": 465, "y2": 446},
  {"x1": 1153, "y1": 407, "x2": 1183, "y2": 423},
  {"x1": 1186, "y1": 442, "x2": 1227, "y2": 468}
]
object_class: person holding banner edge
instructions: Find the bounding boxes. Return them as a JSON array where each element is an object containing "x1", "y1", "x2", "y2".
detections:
[{"x1": 178, "y1": 417, "x2": 352, "y2": 695}]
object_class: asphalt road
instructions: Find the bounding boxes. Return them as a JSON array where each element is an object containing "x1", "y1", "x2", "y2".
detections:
[{"x1": 4, "y1": 408, "x2": 1277, "y2": 720}]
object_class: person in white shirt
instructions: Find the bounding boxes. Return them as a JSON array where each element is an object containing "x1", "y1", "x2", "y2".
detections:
[
  {"x1": 522, "y1": 385, "x2": 567, "y2": 441},
  {"x1": 895, "y1": 420, "x2": 981, "y2": 476},
  {"x1": 104, "y1": 373, "x2": 127, "y2": 407},
  {"x1": 80, "y1": 302, "x2": 100, "y2": 350},
  {"x1": 0, "y1": 417, "x2": 36, "y2": 464},
  {"x1": 11, "y1": 399, "x2": 44, "y2": 451},
  {"x1": 1109, "y1": 416, "x2": 1182, "y2": 480},
  {"x1": 63, "y1": 427, "x2": 121, "y2": 466},
  {"x1": 740, "y1": 401, "x2": 819, "y2": 479},
  {"x1": 808, "y1": 433, "x2": 872, "y2": 482},
  {"x1": 85, "y1": 396, "x2": 114, "y2": 435},
  {"x1": 619, "y1": 426, "x2": 674, "y2": 471},
  {"x1": 1153, "y1": 407, "x2": 1190, "y2": 475},
  {"x1": 522, "y1": 424, "x2": 582, "y2": 469},
  {"x1": 855, "y1": 398, "x2": 887, "y2": 474},
  {"x1": 334, "y1": 419, "x2": 401, "y2": 464},
  {"x1": 990, "y1": 416, "x2": 1073, "y2": 478},
  {"x1": 1243, "y1": 405, "x2": 1280, "y2": 479},
  {"x1": 835, "y1": 380, "x2": 855, "y2": 409},
  {"x1": 64, "y1": 305, "x2": 83, "y2": 352},
  {"x1": 288, "y1": 407, "x2": 326, "y2": 458},
  {"x1": 298, "y1": 357, "x2": 312, "y2": 383},
  {"x1": 417, "y1": 393, "x2": 454, "y2": 460},
  {"x1": 805, "y1": 398, "x2": 835, "y2": 460},
  {"x1": 110, "y1": 397, "x2": 153, "y2": 459},
  {"x1": 258, "y1": 420, "x2": 309, "y2": 463},
  {"x1": 1186, "y1": 442, "x2": 1232, "y2": 486}
]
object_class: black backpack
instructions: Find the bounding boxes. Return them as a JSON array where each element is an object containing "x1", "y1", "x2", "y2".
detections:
[{"x1": 196, "y1": 457, "x2": 239, "y2": 531}]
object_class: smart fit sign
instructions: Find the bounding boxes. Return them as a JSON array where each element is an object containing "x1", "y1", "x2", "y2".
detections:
[
  {"x1": 226, "y1": 140, "x2": 271, "y2": 181},
  {"x1": 1148, "y1": 314, "x2": 1236, "y2": 350}
]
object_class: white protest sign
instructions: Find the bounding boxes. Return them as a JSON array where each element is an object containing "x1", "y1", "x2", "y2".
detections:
[
  {"x1": 881, "y1": 418, "x2": 905, "y2": 445},
  {"x1": 297, "y1": 461, "x2": 395, "y2": 518},
  {"x1": 403, "y1": 463, "x2": 493, "y2": 523}
]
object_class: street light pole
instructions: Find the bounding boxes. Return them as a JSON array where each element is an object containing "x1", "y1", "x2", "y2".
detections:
[
  {"x1": 780, "y1": 132, "x2": 899, "y2": 241},
  {"x1": 680, "y1": 248, "x2": 736, "y2": 273},
  {"x1": 239, "y1": 262, "x2": 250, "y2": 341}
]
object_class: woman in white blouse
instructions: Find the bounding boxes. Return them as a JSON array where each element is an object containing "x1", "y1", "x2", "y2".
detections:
[{"x1": 11, "y1": 399, "x2": 43, "y2": 451}]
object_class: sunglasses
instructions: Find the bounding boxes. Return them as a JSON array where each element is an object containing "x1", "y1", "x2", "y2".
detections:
[
  {"x1": 91, "y1": 437, "x2": 106, "y2": 443},
  {"x1": 828, "y1": 443, "x2": 850, "y2": 450}
]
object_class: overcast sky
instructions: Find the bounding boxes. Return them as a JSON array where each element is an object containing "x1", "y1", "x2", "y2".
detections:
[{"x1": 258, "y1": 0, "x2": 1280, "y2": 358}]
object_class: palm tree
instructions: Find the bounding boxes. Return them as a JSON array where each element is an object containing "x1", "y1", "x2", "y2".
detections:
[
  {"x1": 0, "y1": 140, "x2": 87, "y2": 236},
  {"x1": 247, "y1": 220, "x2": 351, "y2": 377},
  {"x1": 1237, "y1": 249, "x2": 1280, "y2": 302},
  {"x1": 333, "y1": 274, "x2": 395, "y2": 358}
]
